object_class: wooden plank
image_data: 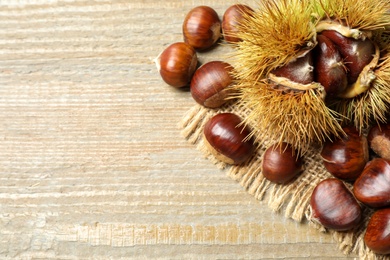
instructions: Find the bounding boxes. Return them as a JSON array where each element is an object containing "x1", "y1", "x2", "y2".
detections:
[{"x1": 0, "y1": 0, "x2": 357, "y2": 258}]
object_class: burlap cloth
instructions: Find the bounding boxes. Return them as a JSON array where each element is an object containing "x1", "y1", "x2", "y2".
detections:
[{"x1": 179, "y1": 100, "x2": 389, "y2": 260}]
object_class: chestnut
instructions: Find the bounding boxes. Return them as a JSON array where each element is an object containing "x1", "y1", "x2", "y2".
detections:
[
  {"x1": 367, "y1": 123, "x2": 390, "y2": 161},
  {"x1": 222, "y1": 4, "x2": 254, "y2": 43},
  {"x1": 364, "y1": 208, "x2": 390, "y2": 255},
  {"x1": 183, "y1": 6, "x2": 221, "y2": 50},
  {"x1": 310, "y1": 178, "x2": 362, "y2": 231},
  {"x1": 271, "y1": 51, "x2": 314, "y2": 85},
  {"x1": 320, "y1": 126, "x2": 369, "y2": 181},
  {"x1": 203, "y1": 113, "x2": 255, "y2": 164},
  {"x1": 261, "y1": 142, "x2": 304, "y2": 184},
  {"x1": 314, "y1": 34, "x2": 348, "y2": 97},
  {"x1": 320, "y1": 30, "x2": 375, "y2": 84},
  {"x1": 156, "y1": 42, "x2": 198, "y2": 88},
  {"x1": 190, "y1": 61, "x2": 234, "y2": 108},
  {"x1": 353, "y1": 158, "x2": 390, "y2": 208}
]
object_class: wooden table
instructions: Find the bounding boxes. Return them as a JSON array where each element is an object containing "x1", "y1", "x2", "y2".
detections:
[{"x1": 0, "y1": 0, "x2": 358, "y2": 258}]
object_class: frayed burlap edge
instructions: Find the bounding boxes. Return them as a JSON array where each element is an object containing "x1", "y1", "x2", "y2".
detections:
[{"x1": 179, "y1": 102, "x2": 389, "y2": 260}]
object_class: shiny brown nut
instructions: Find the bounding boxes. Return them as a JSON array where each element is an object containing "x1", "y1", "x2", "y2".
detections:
[
  {"x1": 364, "y1": 208, "x2": 390, "y2": 255},
  {"x1": 190, "y1": 61, "x2": 234, "y2": 108},
  {"x1": 320, "y1": 126, "x2": 369, "y2": 181},
  {"x1": 321, "y1": 30, "x2": 375, "y2": 84},
  {"x1": 367, "y1": 123, "x2": 390, "y2": 161},
  {"x1": 314, "y1": 34, "x2": 348, "y2": 97},
  {"x1": 261, "y1": 142, "x2": 304, "y2": 184},
  {"x1": 222, "y1": 4, "x2": 254, "y2": 43},
  {"x1": 183, "y1": 6, "x2": 221, "y2": 50},
  {"x1": 271, "y1": 51, "x2": 314, "y2": 85},
  {"x1": 203, "y1": 113, "x2": 255, "y2": 164},
  {"x1": 310, "y1": 178, "x2": 362, "y2": 231},
  {"x1": 156, "y1": 42, "x2": 198, "y2": 88},
  {"x1": 353, "y1": 158, "x2": 390, "y2": 208}
]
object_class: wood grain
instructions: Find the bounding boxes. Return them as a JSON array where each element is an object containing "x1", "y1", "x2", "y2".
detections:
[{"x1": 0, "y1": 0, "x2": 358, "y2": 258}]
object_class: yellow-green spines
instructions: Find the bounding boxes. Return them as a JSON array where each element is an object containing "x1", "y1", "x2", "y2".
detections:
[
  {"x1": 233, "y1": 0, "x2": 317, "y2": 82},
  {"x1": 336, "y1": 52, "x2": 390, "y2": 129},
  {"x1": 332, "y1": 33, "x2": 390, "y2": 129},
  {"x1": 239, "y1": 81, "x2": 343, "y2": 153},
  {"x1": 312, "y1": 0, "x2": 390, "y2": 32},
  {"x1": 230, "y1": 0, "x2": 390, "y2": 152}
]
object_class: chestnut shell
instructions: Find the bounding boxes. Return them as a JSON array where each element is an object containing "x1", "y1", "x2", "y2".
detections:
[
  {"x1": 203, "y1": 113, "x2": 255, "y2": 164},
  {"x1": 314, "y1": 34, "x2": 348, "y2": 97},
  {"x1": 271, "y1": 51, "x2": 314, "y2": 85},
  {"x1": 320, "y1": 126, "x2": 369, "y2": 181},
  {"x1": 321, "y1": 30, "x2": 375, "y2": 84},
  {"x1": 183, "y1": 6, "x2": 221, "y2": 50},
  {"x1": 310, "y1": 178, "x2": 362, "y2": 231},
  {"x1": 364, "y1": 208, "x2": 390, "y2": 255},
  {"x1": 157, "y1": 42, "x2": 197, "y2": 88},
  {"x1": 353, "y1": 158, "x2": 390, "y2": 208},
  {"x1": 190, "y1": 61, "x2": 234, "y2": 108},
  {"x1": 261, "y1": 142, "x2": 304, "y2": 184}
]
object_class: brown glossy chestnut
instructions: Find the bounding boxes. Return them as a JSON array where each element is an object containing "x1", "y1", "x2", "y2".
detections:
[
  {"x1": 353, "y1": 158, "x2": 390, "y2": 208},
  {"x1": 261, "y1": 142, "x2": 304, "y2": 184},
  {"x1": 222, "y1": 4, "x2": 254, "y2": 43},
  {"x1": 183, "y1": 6, "x2": 221, "y2": 50},
  {"x1": 190, "y1": 61, "x2": 234, "y2": 108},
  {"x1": 314, "y1": 34, "x2": 348, "y2": 97},
  {"x1": 320, "y1": 30, "x2": 375, "y2": 84},
  {"x1": 367, "y1": 123, "x2": 390, "y2": 161},
  {"x1": 310, "y1": 178, "x2": 362, "y2": 231},
  {"x1": 203, "y1": 113, "x2": 255, "y2": 164},
  {"x1": 364, "y1": 208, "x2": 390, "y2": 255},
  {"x1": 271, "y1": 51, "x2": 314, "y2": 85},
  {"x1": 320, "y1": 126, "x2": 369, "y2": 181},
  {"x1": 156, "y1": 42, "x2": 198, "y2": 88}
]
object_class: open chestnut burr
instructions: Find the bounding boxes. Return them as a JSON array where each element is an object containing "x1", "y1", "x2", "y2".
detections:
[{"x1": 229, "y1": 0, "x2": 390, "y2": 153}]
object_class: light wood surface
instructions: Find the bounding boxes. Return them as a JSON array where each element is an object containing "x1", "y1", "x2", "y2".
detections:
[{"x1": 0, "y1": 0, "x2": 359, "y2": 259}]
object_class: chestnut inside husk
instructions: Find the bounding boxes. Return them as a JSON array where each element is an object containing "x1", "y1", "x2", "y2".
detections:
[{"x1": 230, "y1": 0, "x2": 390, "y2": 154}]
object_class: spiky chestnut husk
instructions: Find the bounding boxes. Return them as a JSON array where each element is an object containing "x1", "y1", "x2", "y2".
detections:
[
  {"x1": 312, "y1": 0, "x2": 390, "y2": 34},
  {"x1": 330, "y1": 33, "x2": 390, "y2": 130},
  {"x1": 230, "y1": 0, "x2": 341, "y2": 153},
  {"x1": 302, "y1": 0, "x2": 390, "y2": 131},
  {"x1": 229, "y1": 0, "x2": 390, "y2": 153},
  {"x1": 237, "y1": 80, "x2": 341, "y2": 153},
  {"x1": 231, "y1": 0, "x2": 317, "y2": 81}
]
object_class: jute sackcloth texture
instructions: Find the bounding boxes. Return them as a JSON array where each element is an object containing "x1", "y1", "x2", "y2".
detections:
[{"x1": 180, "y1": 101, "x2": 388, "y2": 260}]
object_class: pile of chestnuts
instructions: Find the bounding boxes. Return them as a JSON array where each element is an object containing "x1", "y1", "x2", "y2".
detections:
[
  {"x1": 311, "y1": 124, "x2": 390, "y2": 255},
  {"x1": 155, "y1": 4, "x2": 257, "y2": 165},
  {"x1": 156, "y1": 4, "x2": 390, "y2": 257}
]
